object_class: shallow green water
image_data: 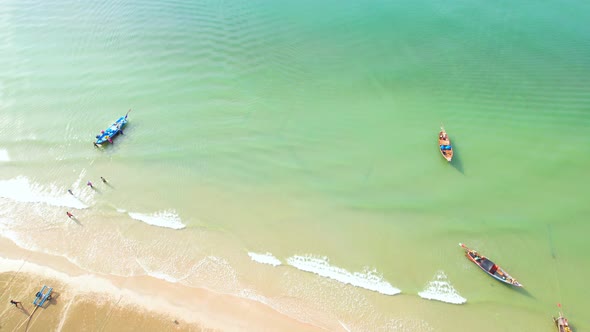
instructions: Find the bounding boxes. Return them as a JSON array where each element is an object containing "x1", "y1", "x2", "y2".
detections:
[{"x1": 1, "y1": 0, "x2": 589, "y2": 330}]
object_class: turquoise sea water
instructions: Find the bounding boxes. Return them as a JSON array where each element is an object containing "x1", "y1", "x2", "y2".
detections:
[{"x1": 1, "y1": 0, "x2": 589, "y2": 330}]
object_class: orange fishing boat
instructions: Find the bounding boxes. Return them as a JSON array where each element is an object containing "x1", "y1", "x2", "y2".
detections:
[
  {"x1": 553, "y1": 305, "x2": 573, "y2": 332},
  {"x1": 438, "y1": 127, "x2": 453, "y2": 162}
]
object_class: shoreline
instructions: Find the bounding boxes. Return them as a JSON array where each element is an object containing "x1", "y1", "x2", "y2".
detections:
[{"x1": 0, "y1": 237, "x2": 337, "y2": 331}]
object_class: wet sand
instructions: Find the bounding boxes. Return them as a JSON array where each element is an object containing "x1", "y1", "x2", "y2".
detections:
[
  {"x1": 0, "y1": 276, "x2": 198, "y2": 331},
  {"x1": 0, "y1": 238, "x2": 332, "y2": 332}
]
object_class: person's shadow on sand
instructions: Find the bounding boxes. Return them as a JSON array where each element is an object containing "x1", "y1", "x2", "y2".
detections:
[
  {"x1": 11, "y1": 302, "x2": 31, "y2": 316},
  {"x1": 19, "y1": 305, "x2": 30, "y2": 316},
  {"x1": 69, "y1": 216, "x2": 82, "y2": 226}
]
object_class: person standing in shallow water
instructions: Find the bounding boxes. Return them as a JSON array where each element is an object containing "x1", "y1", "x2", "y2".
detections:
[
  {"x1": 68, "y1": 189, "x2": 73, "y2": 195},
  {"x1": 100, "y1": 177, "x2": 107, "y2": 184},
  {"x1": 87, "y1": 181, "x2": 93, "y2": 189}
]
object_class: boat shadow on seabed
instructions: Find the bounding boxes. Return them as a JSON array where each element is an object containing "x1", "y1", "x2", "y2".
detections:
[{"x1": 498, "y1": 281, "x2": 535, "y2": 299}]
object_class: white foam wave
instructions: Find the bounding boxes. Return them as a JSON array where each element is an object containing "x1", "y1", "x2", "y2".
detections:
[
  {"x1": 0, "y1": 176, "x2": 88, "y2": 209},
  {"x1": 248, "y1": 252, "x2": 282, "y2": 266},
  {"x1": 148, "y1": 272, "x2": 179, "y2": 283},
  {"x1": 286, "y1": 255, "x2": 401, "y2": 295},
  {"x1": 133, "y1": 257, "x2": 183, "y2": 284},
  {"x1": 0, "y1": 149, "x2": 9, "y2": 162},
  {"x1": 128, "y1": 210, "x2": 185, "y2": 230},
  {"x1": 0, "y1": 225, "x2": 28, "y2": 251},
  {"x1": 238, "y1": 289, "x2": 271, "y2": 305},
  {"x1": 418, "y1": 271, "x2": 466, "y2": 304},
  {"x1": 339, "y1": 320, "x2": 352, "y2": 332}
]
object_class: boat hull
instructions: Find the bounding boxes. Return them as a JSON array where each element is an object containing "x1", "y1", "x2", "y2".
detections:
[
  {"x1": 459, "y1": 243, "x2": 522, "y2": 287},
  {"x1": 95, "y1": 115, "x2": 128, "y2": 145},
  {"x1": 438, "y1": 128, "x2": 453, "y2": 161},
  {"x1": 554, "y1": 314, "x2": 573, "y2": 332}
]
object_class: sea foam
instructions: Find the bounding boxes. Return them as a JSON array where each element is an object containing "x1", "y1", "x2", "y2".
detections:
[
  {"x1": 147, "y1": 271, "x2": 180, "y2": 283},
  {"x1": 0, "y1": 176, "x2": 88, "y2": 209},
  {"x1": 286, "y1": 255, "x2": 401, "y2": 295},
  {"x1": 418, "y1": 271, "x2": 466, "y2": 304},
  {"x1": 248, "y1": 252, "x2": 282, "y2": 266},
  {"x1": 0, "y1": 149, "x2": 9, "y2": 162},
  {"x1": 339, "y1": 320, "x2": 352, "y2": 332},
  {"x1": 128, "y1": 210, "x2": 186, "y2": 230}
]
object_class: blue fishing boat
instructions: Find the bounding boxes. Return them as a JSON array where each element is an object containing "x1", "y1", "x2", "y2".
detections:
[
  {"x1": 94, "y1": 110, "x2": 130, "y2": 147},
  {"x1": 33, "y1": 285, "x2": 53, "y2": 307}
]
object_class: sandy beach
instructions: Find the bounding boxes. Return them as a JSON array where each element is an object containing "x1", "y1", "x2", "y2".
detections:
[{"x1": 0, "y1": 238, "x2": 332, "y2": 332}]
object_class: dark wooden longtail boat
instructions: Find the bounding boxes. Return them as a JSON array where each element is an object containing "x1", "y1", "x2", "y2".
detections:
[{"x1": 459, "y1": 243, "x2": 522, "y2": 287}]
